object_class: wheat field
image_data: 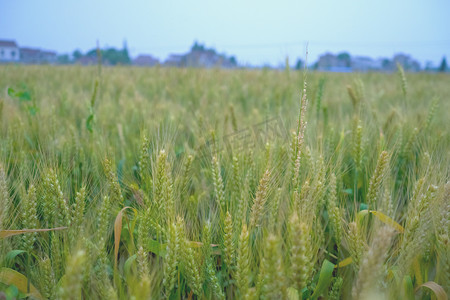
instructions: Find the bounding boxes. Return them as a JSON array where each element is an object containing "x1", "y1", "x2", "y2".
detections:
[{"x1": 0, "y1": 65, "x2": 449, "y2": 299}]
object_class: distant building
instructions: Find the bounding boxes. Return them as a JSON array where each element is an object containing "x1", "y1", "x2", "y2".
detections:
[
  {"x1": 20, "y1": 47, "x2": 42, "y2": 64},
  {"x1": 164, "y1": 54, "x2": 184, "y2": 67},
  {"x1": 133, "y1": 54, "x2": 159, "y2": 67},
  {"x1": 41, "y1": 50, "x2": 57, "y2": 63},
  {"x1": 75, "y1": 56, "x2": 99, "y2": 65},
  {"x1": 316, "y1": 53, "x2": 349, "y2": 71},
  {"x1": 393, "y1": 54, "x2": 420, "y2": 72},
  {"x1": 161, "y1": 42, "x2": 237, "y2": 68},
  {"x1": 315, "y1": 52, "x2": 421, "y2": 72},
  {"x1": 0, "y1": 40, "x2": 19, "y2": 62},
  {"x1": 351, "y1": 56, "x2": 383, "y2": 71},
  {"x1": 20, "y1": 47, "x2": 58, "y2": 64},
  {"x1": 185, "y1": 49, "x2": 236, "y2": 68}
]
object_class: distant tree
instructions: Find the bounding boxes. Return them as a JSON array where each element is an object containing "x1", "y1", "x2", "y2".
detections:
[
  {"x1": 57, "y1": 54, "x2": 70, "y2": 64},
  {"x1": 438, "y1": 56, "x2": 447, "y2": 72},
  {"x1": 191, "y1": 41, "x2": 205, "y2": 52},
  {"x1": 229, "y1": 56, "x2": 237, "y2": 66},
  {"x1": 295, "y1": 58, "x2": 304, "y2": 70},
  {"x1": 84, "y1": 46, "x2": 130, "y2": 65},
  {"x1": 425, "y1": 61, "x2": 434, "y2": 71},
  {"x1": 72, "y1": 50, "x2": 83, "y2": 60},
  {"x1": 103, "y1": 48, "x2": 130, "y2": 65},
  {"x1": 381, "y1": 58, "x2": 392, "y2": 70},
  {"x1": 121, "y1": 40, "x2": 131, "y2": 64},
  {"x1": 337, "y1": 52, "x2": 351, "y2": 67},
  {"x1": 86, "y1": 49, "x2": 98, "y2": 57}
]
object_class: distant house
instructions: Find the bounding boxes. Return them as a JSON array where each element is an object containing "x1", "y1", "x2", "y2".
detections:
[
  {"x1": 351, "y1": 56, "x2": 383, "y2": 71},
  {"x1": 164, "y1": 54, "x2": 184, "y2": 67},
  {"x1": 75, "y1": 56, "x2": 98, "y2": 65},
  {"x1": 316, "y1": 53, "x2": 349, "y2": 71},
  {"x1": 0, "y1": 40, "x2": 19, "y2": 62},
  {"x1": 163, "y1": 44, "x2": 237, "y2": 68},
  {"x1": 41, "y1": 50, "x2": 57, "y2": 63},
  {"x1": 133, "y1": 54, "x2": 159, "y2": 67},
  {"x1": 185, "y1": 49, "x2": 236, "y2": 68},
  {"x1": 20, "y1": 48, "x2": 42, "y2": 64},
  {"x1": 393, "y1": 54, "x2": 420, "y2": 72},
  {"x1": 20, "y1": 47, "x2": 58, "y2": 64}
]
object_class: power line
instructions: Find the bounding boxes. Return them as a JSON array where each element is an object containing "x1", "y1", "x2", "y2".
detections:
[{"x1": 143, "y1": 40, "x2": 450, "y2": 51}]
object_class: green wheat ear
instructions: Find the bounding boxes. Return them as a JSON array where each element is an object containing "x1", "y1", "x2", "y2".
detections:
[
  {"x1": 42, "y1": 169, "x2": 70, "y2": 227},
  {"x1": 235, "y1": 224, "x2": 250, "y2": 297},
  {"x1": 367, "y1": 151, "x2": 390, "y2": 210},
  {"x1": 212, "y1": 155, "x2": 226, "y2": 212},
  {"x1": 163, "y1": 217, "x2": 182, "y2": 295},
  {"x1": 329, "y1": 277, "x2": 343, "y2": 300},
  {"x1": 260, "y1": 234, "x2": 288, "y2": 299},
  {"x1": 347, "y1": 79, "x2": 364, "y2": 113},
  {"x1": 346, "y1": 221, "x2": 366, "y2": 269},
  {"x1": 40, "y1": 256, "x2": 56, "y2": 300},
  {"x1": 288, "y1": 212, "x2": 314, "y2": 291},
  {"x1": 181, "y1": 237, "x2": 203, "y2": 296},
  {"x1": 230, "y1": 155, "x2": 242, "y2": 206},
  {"x1": 103, "y1": 158, "x2": 124, "y2": 205},
  {"x1": 250, "y1": 169, "x2": 270, "y2": 229},
  {"x1": 59, "y1": 250, "x2": 86, "y2": 299},
  {"x1": 353, "y1": 226, "x2": 395, "y2": 299},
  {"x1": 136, "y1": 246, "x2": 150, "y2": 279},
  {"x1": 138, "y1": 134, "x2": 151, "y2": 184},
  {"x1": 70, "y1": 186, "x2": 86, "y2": 244},
  {"x1": 22, "y1": 184, "x2": 38, "y2": 254},
  {"x1": 397, "y1": 62, "x2": 407, "y2": 98},
  {"x1": 223, "y1": 210, "x2": 235, "y2": 271},
  {"x1": 328, "y1": 174, "x2": 342, "y2": 251},
  {"x1": 0, "y1": 163, "x2": 10, "y2": 230},
  {"x1": 436, "y1": 182, "x2": 449, "y2": 294},
  {"x1": 97, "y1": 195, "x2": 111, "y2": 245},
  {"x1": 352, "y1": 118, "x2": 363, "y2": 171}
]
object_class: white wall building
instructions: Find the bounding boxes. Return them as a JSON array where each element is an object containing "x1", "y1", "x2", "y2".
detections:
[{"x1": 0, "y1": 40, "x2": 19, "y2": 62}]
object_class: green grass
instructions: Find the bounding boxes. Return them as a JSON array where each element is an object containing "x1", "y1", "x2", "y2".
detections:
[{"x1": 0, "y1": 65, "x2": 449, "y2": 299}]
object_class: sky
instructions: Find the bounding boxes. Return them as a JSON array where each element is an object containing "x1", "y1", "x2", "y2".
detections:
[{"x1": 1, "y1": 0, "x2": 449, "y2": 67}]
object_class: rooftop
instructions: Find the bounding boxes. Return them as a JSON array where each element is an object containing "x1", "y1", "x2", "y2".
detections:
[{"x1": 0, "y1": 40, "x2": 18, "y2": 48}]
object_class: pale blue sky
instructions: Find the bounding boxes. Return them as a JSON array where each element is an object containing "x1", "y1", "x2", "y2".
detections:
[{"x1": 1, "y1": 0, "x2": 449, "y2": 66}]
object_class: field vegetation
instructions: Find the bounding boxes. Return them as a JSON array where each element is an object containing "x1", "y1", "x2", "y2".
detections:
[{"x1": 0, "y1": 65, "x2": 449, "y2": 299}]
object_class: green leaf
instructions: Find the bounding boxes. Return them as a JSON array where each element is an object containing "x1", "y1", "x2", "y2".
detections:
[
  {"x1": 124, "y1": 254, "x2": 137, "y2": 277},
  {"x1": 148, "y1": 239, "x2": 165, "y2": 256},
  {"x1": 311, "y1": 259, "x2": 335, "y2": 300},
  {"x1": 7, "y1": 87, "x2": 16, "y2": 97},
  {"x1": 90, "y1": 79, "x2": 99, "y2": 107},
  {"x1": 27, "y1": 105, "x2": 38, "y2": 116},
  {"x1": 357, "y1": 209, "x2": 369, "y2": 224},
  {"x1": 5, "y1": 284, "x2": 19, "y2": 300},
  {"x1": 118, "y1": 159, "x2": 125, "y2": 185},
  {"x1": 402, "y1": 275, "x2": 414, "y2": 300},
  {"x1": 17, "y1": 91, "x2": 31, "y2": 102},
  {"x1": 287, "y1": 287, "x2": 299, "y2": 300},
  {"x1": 86, "y1": 114, "x2": 94, "y2": 133},
  {"x1": 343, "y1": 188, "x2": 353, "y2": 195},
  {"x1": 0, "y1": 268, "x2": 43, "y2": 299},
  {"x1": 4, "y1": 250, "x2": 27, "y2": 267},
  {"x1": 7, "y1": 87, "x2": 31, "y2": 102}
]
